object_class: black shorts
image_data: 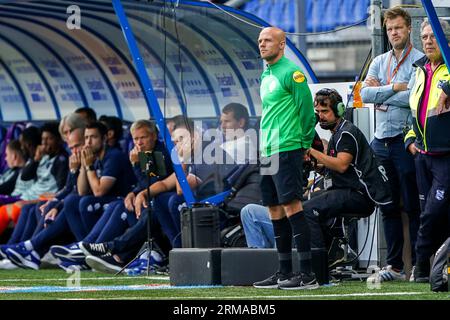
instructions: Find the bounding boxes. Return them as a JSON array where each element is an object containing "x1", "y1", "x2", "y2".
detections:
[{"x1": 260, "y1": 149, "x2": 304, "y2": 206}]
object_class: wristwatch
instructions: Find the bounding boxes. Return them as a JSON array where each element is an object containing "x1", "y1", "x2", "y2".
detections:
[{"x1": 85, "y1": 165, "x2": 95, "y2": 171}]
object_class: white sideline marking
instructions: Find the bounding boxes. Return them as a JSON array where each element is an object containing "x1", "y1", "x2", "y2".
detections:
[
  {"x1": 0, "y1": 284, "x2": 221, "y2": 294},
  {"x1": 0, "y1": 276, "x2": 169, "y2": 282},
  {"x1": 225, "y1": 292, "x2": 425, "y2": 299},
  {"x1": 59, "y1": 291, "x2": 426, "y2": 300}
]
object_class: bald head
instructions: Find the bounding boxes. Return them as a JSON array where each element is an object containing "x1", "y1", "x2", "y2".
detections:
[
  {"x1": 262, "y1": 27, "x2": 286, "y2": 41},
  {"x1": 258, "y1": 27, "x2": 286, "y2": 64}
]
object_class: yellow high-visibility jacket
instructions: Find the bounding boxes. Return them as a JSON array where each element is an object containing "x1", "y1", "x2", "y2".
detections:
[{"x1": 405, "y1": 56, "x2": 450, "y2": 153}]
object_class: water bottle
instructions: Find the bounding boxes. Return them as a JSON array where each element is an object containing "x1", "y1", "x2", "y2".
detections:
[
  {"x1": 353, "y1": 78, "x2": 364, "y2": 108},
  {"x1": 366, "y1": 265, "x2": 381, "y2": 289},
  {"x1": 149, "y1": 250, "x2": 163, "y2": 266}
]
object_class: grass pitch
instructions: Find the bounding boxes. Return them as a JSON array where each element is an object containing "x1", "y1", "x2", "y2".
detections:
[{"x1": 0, "y1": 269, "x2": 447, "y2": 300}]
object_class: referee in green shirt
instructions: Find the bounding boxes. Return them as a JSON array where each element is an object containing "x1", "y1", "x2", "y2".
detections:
[{"x1": 253, "y1": 27, "x2": 317, "y2": 290}]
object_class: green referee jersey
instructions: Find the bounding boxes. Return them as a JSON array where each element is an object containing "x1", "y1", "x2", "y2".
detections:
[{"x1": 260, "y1": 56, "x2": 315, "y2": 157}]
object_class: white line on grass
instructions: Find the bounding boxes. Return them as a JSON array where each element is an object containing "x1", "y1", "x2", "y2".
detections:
[
  {"x1": 214, "y1": 292, "x2": 426, "y2": 299},
  {"x1": 0, "y1": 284, "x2": 221, "y2": 294},
  {"x1": 0, "y1": 276, "x2": 170, "y2": 282},
  {"x1": 59, "y1": 291, "x2": 426, "y2": 300}
]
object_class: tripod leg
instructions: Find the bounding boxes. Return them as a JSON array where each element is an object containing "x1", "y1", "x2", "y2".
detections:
[
  {"x1": 146, "y1": 197, "x2": 155, "y2": 277},
  {"x1": 116, "y1": 200, "x2": 155, "y2": 277},
  {"x1": 114, "y1": 242, "x2": 149, "y2": 276},
  {"x1": 147, "y1": 242, "x2": 151, "y2": 277},
  {"x1": 118, "y1": 186, "x2": 156, "y2": 277}
]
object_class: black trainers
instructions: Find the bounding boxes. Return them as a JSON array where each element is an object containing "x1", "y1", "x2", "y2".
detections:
[
  {"x1": 278, "y1": 272, "x2": 320, "y2": 290},
  {"x1": 412, "y1": 264, "x2": 430, "y2": 283},
  {"x1": 80, "y1": 242, "x2": 110, "y2": 257},
  {"x1": 253, "y1": 272, "x2": 292, "y2": 289},
  {"x1": 85, "y1": 254, "x2": 124, "y2": 274}
]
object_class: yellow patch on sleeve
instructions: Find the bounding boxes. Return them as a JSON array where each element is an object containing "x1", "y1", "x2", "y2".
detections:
[{"x1": 293, "y1": 71, "x2": 305, "y2": 83}]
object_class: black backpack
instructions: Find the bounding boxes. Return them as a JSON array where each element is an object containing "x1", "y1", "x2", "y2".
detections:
[
  {"x1": 221, "y1": 223, "x2": 247, "y2": 248},
  {"x1": 430, "y1": 237, "x2": 450, "y2": 292}
]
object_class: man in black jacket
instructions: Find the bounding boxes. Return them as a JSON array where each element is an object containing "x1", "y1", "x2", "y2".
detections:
[{"x1": 301, "y1": 88, "x2": 392, "y2": 287}]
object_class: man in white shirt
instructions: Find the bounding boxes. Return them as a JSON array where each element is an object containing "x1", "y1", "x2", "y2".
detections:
[{"x1": 219, "y1": 103, "x2": 257, "y2": 165}]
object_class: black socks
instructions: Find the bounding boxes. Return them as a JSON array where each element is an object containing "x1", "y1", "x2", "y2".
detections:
[
  {"x1": 288, "y1": 211, "x2": 312, "y2": 274},
  {"x1": 272, "y1": 216, "x2": 292, "y2": 275}
]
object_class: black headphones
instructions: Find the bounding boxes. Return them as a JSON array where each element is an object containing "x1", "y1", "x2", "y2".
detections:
[{"x1": 315, "y1": 88, "x2": 345, "y2": 117}]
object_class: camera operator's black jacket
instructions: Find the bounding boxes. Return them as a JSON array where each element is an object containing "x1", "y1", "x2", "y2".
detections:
[{"x1": 327, "y1": 120, "x2": 392, "y2": 206}]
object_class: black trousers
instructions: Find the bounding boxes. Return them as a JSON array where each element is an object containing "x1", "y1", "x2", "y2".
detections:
[
  {"x1": 303, "y1": 189, "x2": 375, "y2": 252},
  {"x1": 108, "y1": 209, "x2": 171, "y2": 262},
  {"x1": 371, "y1": 136, "x2": 420, "y2": 270},
  {"x1": 414, "y1": 153, "x2": 450, "y2": 266}
]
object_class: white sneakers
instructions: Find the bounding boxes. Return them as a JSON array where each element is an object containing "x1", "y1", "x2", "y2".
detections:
[
  {"x1": 377, "y1": 265, "x2": 406, "y2": 282},
  {"x1": 0, "y1": 259, "x2": 18, "y2": 270}
]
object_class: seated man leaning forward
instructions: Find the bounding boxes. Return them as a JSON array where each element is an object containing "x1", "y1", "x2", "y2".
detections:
[{"x1": 303, "y1": 88, "x2": 393, "y2": 285}]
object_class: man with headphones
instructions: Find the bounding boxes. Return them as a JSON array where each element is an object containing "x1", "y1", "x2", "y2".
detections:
[
  {"x1": 305, "y1": 89, "x2": 392, "y2": 285},
  {"x1": 361, "y1": 7, "x2": 424, "y2": 282}
]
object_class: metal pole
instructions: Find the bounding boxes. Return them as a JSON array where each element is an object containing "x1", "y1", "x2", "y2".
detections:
[
  {"x1": 421, "y1": 0, "x2": 450, "y2": 69},
  {"x1": 295, "y1": 0, "x2": 307, "y2": 56},
  {"x1": 370, "y1": 0, "x2": 384, "y2": 59},
  {"x1": 112, "y1": 0, "x2": 196, "y2": 206}
]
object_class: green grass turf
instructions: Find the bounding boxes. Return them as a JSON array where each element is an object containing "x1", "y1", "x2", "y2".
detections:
[{"x1": 0, "y1": 269, "x2": 448, "y2": 300}]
